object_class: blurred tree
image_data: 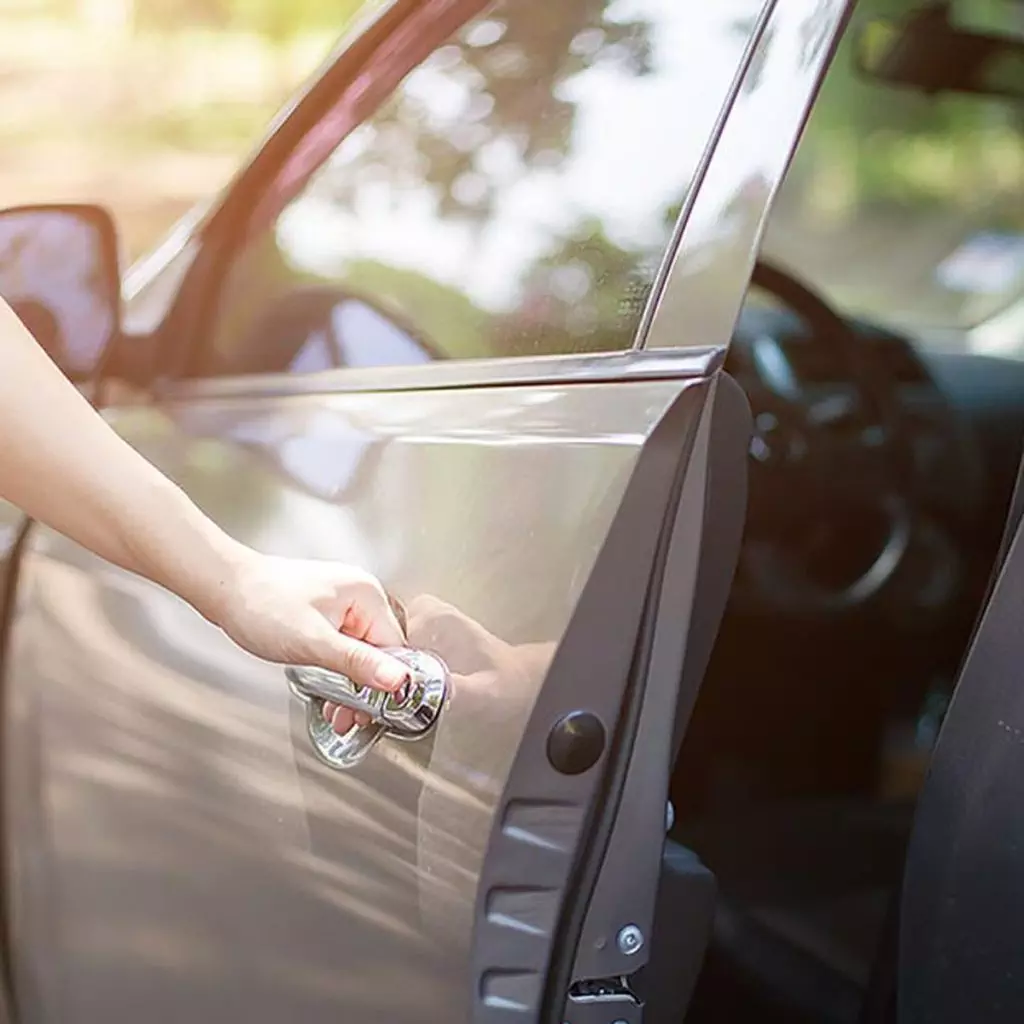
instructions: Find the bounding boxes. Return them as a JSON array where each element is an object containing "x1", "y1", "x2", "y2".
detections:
[
  {"x1": 755, "y1": 0, "x2": 1024, "y2": 329},
  {"x1": 789, "y1": 0, "x2": 1024, "y2": 222},
  {"x1": 313, "y1": 0, "x2": 652, "y2": 220},
  {"x1": 493, "y1": 218, "x2": 657, "y2": 356}
]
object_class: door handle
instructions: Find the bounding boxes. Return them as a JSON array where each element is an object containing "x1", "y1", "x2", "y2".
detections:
[{"x1": 286, "y1": 648, "x2": 449, "y2": 770}]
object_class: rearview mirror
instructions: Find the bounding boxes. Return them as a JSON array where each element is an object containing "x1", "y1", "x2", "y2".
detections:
[
  {"x1": 856, "y1": 3, "x2": 1024, "y2": 101},
  {"x1": 0, "y1": 204, "x2": 121, "y2": 381}
]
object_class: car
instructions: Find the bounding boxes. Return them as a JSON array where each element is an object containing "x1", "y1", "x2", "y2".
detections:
[{"x1": 2, "y1": 1, "x2": 1024, "y2": 1022}]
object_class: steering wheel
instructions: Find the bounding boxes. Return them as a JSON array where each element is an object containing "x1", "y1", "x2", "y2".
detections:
[{"x1": 733, "y1": 260, "x2": 919, "y2": 617}]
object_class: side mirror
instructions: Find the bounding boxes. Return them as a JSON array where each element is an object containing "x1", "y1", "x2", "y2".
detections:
[{"x1": 0, "y1": 204, "x2": 121, "y2": 381}]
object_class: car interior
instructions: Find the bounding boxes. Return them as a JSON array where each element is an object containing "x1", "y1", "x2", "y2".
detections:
[{"x1": 660, "y1": 3, "x2": 1024, "y2": 1022}]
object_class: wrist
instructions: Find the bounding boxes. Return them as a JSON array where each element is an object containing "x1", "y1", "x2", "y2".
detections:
[
  {"x1": 184, "y1": 529, "x2": 255, "y2": 629},
  {"x1": 121, "y1": 480, "x2": 255, "y2": 627}
]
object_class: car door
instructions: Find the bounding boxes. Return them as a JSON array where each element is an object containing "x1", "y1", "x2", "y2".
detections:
[{"x1": 1, "y1": 1, "x2": 852, "y2": 1022}]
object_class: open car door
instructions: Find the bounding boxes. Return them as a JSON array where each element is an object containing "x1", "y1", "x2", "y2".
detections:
[
  {"x1": 5, "y1": 365, "x2": 742, "y2": 1024},
  {"x1": 0, "y1": 1, "x2": 853, "y2": 1022}
]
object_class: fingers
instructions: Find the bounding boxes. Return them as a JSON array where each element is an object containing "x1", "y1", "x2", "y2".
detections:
[
  {"x1": 314, "y1": 625, "x2": 409, "y2": 693},
  {"x1": 322, "y1": 701, "x2": 372, "y2": 736},
  {"x1": 314, "y1": 577, "x2": 408, "y2": 735}
]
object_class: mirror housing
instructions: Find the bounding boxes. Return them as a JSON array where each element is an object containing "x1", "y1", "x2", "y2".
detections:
[
  {"x1": 855, "y1": 3, "x2": 1024, "y2": 101},
  {"x1": 0, "y1": 203, "x2": 121, "y2": 381}
]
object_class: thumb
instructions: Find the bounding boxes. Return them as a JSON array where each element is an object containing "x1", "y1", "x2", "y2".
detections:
[{"x1": 311, "y1": 624, "x2": 409, "y2": 693}]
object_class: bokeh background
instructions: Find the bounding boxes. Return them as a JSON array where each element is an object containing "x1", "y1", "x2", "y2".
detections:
[{"x1": 1, "y1": 0, "x2": 378, "y2": 261}]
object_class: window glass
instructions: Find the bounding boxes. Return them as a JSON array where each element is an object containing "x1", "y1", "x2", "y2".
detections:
[
  {"x1": 763, "y1": 0, "x2": 1024, "y2": 354},
  {"x1": 203, "y1": 0, "x2": 765, "y2": 377}
]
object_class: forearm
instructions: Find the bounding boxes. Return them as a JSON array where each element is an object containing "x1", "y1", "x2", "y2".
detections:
[{"x1": 0, "y1": 299, "x2": 246, "y2": 622}]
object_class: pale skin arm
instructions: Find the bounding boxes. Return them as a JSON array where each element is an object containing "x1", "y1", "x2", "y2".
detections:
[{"x1": 0, "y1": 298, "x2": 408, "y2": 732}]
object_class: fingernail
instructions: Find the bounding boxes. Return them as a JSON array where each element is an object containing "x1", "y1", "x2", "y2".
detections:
[{"x1": 374, "y1": 662, "x2": 408, "y2": 691}]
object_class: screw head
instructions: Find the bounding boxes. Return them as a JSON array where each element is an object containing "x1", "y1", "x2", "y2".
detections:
[{"x1": 616, "y1": 924, "x2": 644, "y2": 956}]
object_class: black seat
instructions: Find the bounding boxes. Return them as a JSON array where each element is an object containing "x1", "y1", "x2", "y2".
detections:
[{"x1": 898, "y1": 466, "x2": 1024, "y2": 1023}]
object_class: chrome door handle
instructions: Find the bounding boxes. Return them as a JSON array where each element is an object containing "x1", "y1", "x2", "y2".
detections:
[{"x1": 287, "y1": 648, "x2": 449, "y2": 770}]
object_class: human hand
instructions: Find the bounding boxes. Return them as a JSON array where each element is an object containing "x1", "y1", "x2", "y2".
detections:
[
  {"x1": 210, "y1": 552, "x2": 409, "y2": 733},
  {"x1": 320, "y1": 592, "x2": 555, "y2": 736}
]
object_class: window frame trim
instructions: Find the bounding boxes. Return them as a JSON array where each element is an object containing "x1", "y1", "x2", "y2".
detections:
[{"x1": 155, "y1": 345, "x2": 724, "y2": 402}]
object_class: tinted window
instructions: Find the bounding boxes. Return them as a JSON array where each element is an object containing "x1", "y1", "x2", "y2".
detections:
[{"x1": 202, "y1": 0, "x2": 764, "y2": 377}]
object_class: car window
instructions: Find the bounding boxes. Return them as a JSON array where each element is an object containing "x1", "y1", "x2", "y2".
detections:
[
  {"x1": 763, "y1": 0, "x2": 1024, "y2": 353},
  {"x1": 200, "y1": 0, "x2": 765, "y2": 378}
]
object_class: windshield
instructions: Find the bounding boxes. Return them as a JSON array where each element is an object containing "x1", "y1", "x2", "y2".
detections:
[{"x1": 762, "y1": 0, "x2": 1024, "y2": 354}]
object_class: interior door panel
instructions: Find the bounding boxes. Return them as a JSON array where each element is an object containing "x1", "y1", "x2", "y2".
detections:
[{"x1": 3, "y1": 370, "x2": 724, "y2": 1023}]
